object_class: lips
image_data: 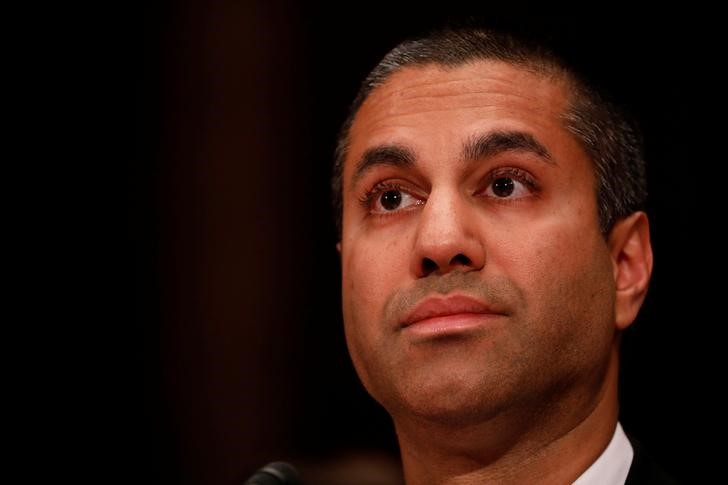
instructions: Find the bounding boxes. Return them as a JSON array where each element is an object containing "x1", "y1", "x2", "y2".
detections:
[{"x1": 401, "y1": 294, "x2": 505, "y2": 329}]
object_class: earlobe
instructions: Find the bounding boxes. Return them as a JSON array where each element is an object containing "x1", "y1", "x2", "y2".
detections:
[
  {"x1": 609, "y1": 211, "x2": 654, "y2": 330},
  {"x1": 336, "y1": 242, "x2": 342, "y2": 254}
]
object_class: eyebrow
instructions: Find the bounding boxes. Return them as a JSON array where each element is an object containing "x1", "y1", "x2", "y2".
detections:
[
  {"x1": 350, "y1": 130, "x2": 555, "y2": 188},
  {"x1": 352, "y1": 144, "x2": 416, "y2": 187},
  {"x1": 462, "y1": 130, "x2": 555, "y2": 165}
]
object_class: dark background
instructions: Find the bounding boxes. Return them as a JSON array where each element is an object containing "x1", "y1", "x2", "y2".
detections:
[{"x1": 121, "y1": 5, "x2": 722, "y2": 484}]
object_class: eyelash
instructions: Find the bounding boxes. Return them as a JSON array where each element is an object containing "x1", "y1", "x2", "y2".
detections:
[
  {"x1": 481, "y1": 167, "x2": 540, "y2": 195},
  {"x1": 358, "y1": 166, "x2": 540, "y2": 213},
  {"x1": 358, "y1": 181, "x2": 414, "y2": 209}
]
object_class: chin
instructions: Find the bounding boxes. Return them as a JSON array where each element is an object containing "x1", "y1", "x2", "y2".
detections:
[{"x1": 386, "y1": 372, "x2": 511, "y2": 426}]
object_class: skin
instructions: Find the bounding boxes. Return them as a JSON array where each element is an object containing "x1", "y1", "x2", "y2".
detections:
[{"x1": 338, "y1": 60, "x2": 653, "y2": 484}]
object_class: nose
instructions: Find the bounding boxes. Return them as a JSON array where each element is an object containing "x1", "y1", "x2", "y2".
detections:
[{"x1": 410, "y1": 190, "x2": 486, "y2": 278}]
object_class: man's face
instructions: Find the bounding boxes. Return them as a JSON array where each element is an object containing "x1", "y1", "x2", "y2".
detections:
[{"x1": 339, "y1": 61, "x2": 618, "y2": 424}]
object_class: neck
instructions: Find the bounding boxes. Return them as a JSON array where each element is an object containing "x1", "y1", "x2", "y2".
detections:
[{"x1": 394, "y1": 347, "x2": 621, "y2": 485}]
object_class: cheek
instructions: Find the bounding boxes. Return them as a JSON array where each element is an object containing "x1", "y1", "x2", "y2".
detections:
[
  {"x1": 343, "y1": 235, "x2": 404, "y2": 298},
  {"x1": 492, "y1": 217, "x2": 612, "y2": 317},
  {"x1": 497, "y1": 221, "x2": 615, "y2": 355},
  {"x1": 341, "y1": 234, "x2": 409, "y2": 391},
  {"x1": 487, "y1": 230, "x2": 613, "y2": 409},
  {"x1": 341, "y1": 233, "x2": 409, "y2": 338}
]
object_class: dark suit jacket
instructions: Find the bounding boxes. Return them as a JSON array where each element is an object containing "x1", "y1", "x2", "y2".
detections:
[{"x1": 625, "y1": 438, "x2": 679, "y2": 485}]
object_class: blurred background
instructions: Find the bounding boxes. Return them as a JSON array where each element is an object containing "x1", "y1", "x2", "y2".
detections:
[{"x1": 121, "y1": 5, "x2": 721, "y2": 484}]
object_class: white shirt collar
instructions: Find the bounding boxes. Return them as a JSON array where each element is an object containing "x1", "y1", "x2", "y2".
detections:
[{"x1": 572, "y1": 422, "x2": 633, "y2": 485}]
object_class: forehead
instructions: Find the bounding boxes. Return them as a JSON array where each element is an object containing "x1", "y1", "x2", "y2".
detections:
[
  {"x1": 346, "y1": 60, "x2": 575, "y2": 175},
  {"x1": 361, "y1": 60, "x2": 567, "y2": 118}
]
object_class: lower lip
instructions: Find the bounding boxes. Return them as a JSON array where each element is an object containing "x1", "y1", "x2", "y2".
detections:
[{"x1": 402, "y1": 312, "x2": 501, "y2": 338}]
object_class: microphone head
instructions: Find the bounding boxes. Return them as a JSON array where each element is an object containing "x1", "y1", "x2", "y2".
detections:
[{"x1": 244, "y1": 461, "x2": 299, "y2": 485}]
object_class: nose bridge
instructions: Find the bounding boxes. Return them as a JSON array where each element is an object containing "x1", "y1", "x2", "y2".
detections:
[
  {"x1": 419, "y1": 186, "x2": 465, "y2": 242},
  {"x1": 412, "y1": 186, "x2": 485, "y2": 277}
]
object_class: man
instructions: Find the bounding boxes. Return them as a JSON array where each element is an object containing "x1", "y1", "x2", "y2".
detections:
[{"x1": 332, "y1": 28, "x2": 676, "y2": 484}]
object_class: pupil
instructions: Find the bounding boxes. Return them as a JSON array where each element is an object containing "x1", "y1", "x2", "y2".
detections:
[
  {"x1": 380, "y1": 190, "x2": 402, "y2": 210},
  {"x1": 493, "y1": 178, "x2": 515, "y2": 197}
]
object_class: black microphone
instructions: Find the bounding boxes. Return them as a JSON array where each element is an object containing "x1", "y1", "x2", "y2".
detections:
[{"x1": 244, "y1": 461, "x2": 300, "y2": 485}]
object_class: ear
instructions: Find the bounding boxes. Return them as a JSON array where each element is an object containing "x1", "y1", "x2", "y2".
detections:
[
  {"x1": 336, "y1": 242, "x2": 342, "y2": 254},
  {"x1": 608, "y1": 211, "x2": 653, "y2": 331}
]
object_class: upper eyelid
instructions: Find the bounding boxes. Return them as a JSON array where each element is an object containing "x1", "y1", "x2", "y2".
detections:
[
  {"x1": 360, "y1": 180, "x2": 422, "y2": 200},
  {"x1": 481, "y1": 166, "x2": 538, "y2": 188},
  {"x1": 359, "y1": 165, "x2": 538, "y2": 203},
  {"x1": 364, "y1": 183, "x2": 425, "y2": 214},
  {"x1": 485, "y1": 166, "x2": 532, "y2": 178}
]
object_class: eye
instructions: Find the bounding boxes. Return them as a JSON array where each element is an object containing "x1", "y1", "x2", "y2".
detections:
[
  {"x1": 372, "y1": 188, "x2": 423, "y2": 213},
  {"x1": 361, "y1": 183, "x2": 425, "y2": 215},
  {"x1": 379, "y1": 190, "x2": 404, "y2": 211},
  {"x1": 481, "y1": 169, "x2": 537, "y2": 200}
]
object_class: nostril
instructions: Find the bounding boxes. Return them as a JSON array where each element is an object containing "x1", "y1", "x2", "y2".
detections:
[
  {"x1": 422, "y1": 258, "x2": 438, "y2": 275},
  {"x1": 451, "y1": 254, "x2": 472, "y2": 266}
]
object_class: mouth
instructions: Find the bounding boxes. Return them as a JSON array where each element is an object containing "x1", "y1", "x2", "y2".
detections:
[{"x1": 401, "y1": 294, "x2": 506, "y2": 338}]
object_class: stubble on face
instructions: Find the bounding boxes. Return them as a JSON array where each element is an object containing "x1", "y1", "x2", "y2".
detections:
[
  {"x1": 347, "y1": 258, "x2": 614, "y2": 427},
  {"x1": 375, "y1": 271, "x2": 528, "y2": 423}
]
